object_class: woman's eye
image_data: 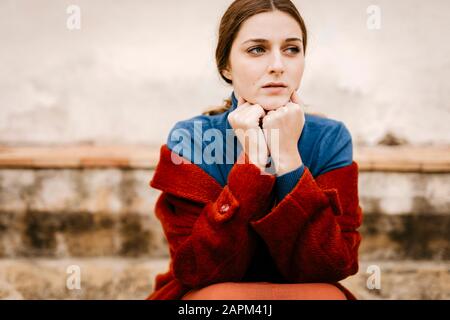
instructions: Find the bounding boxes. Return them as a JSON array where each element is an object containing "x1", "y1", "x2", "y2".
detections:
[
  {"x1": 286, "y1": 46, "x2": 300, "y2": 54},
  {"x1": 248, "y1": 46, "x2": 265, "y2": 54},
  {"x1": 248, "y1": 46, "x2": 301, "y2": 55}
]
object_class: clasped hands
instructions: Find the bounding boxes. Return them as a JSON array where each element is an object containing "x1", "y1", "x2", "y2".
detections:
[{"x1": 228, "y1": 91, "x2": 305, "y2": 176}]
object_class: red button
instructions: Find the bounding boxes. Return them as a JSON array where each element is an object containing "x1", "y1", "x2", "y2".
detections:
[{"x1": 219, "y1": 204, "x2": 230, "y2": 214}]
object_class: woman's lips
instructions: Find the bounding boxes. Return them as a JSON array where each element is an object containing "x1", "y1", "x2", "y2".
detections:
[{"x1": 262, "y1": 86, "x2": 287, "y2": 94}]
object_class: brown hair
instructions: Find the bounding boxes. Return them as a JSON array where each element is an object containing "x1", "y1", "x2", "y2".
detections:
[{"x1": 202, "y1": 0, "x2": 308, "y2": 116}]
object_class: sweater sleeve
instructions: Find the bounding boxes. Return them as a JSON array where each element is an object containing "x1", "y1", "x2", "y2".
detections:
[
  {"x1": 152, "y1": 152, "x2": 276, "y2": 289},
  {"x1": 274, "y1": 120, "x2": 352, "y2": 202},
  {"x1": 166, "y1": 117, "x2": 226, "y2": 185},
  {"x1": 249, "y1": 123, "x2": 362, "y2": 283},
  {"x1": 275, "y1": 164, "x2": 305, "y2": 202}
]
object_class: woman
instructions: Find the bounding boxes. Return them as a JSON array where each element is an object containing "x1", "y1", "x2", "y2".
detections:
[{"x1": 147, "y1": 0, "x2": 362, "y2": 300}]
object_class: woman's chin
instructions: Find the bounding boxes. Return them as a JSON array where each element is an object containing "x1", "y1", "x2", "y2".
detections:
[{"x1": 258, "y1": 97, "x2": 289, "y2": 110}]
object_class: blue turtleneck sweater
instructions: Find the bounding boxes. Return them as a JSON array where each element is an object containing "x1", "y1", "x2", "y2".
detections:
[{"x1": 166, "y1": 91, "x2": 353, "y2": 202}]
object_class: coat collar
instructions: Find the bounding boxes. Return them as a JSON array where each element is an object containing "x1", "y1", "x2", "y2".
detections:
[
  {"x1": 151, "y1": 91, "x2": 238, "y2": 203},
  {"x1": 150, "y1": 144, "x2": 223, "y2": 204}
]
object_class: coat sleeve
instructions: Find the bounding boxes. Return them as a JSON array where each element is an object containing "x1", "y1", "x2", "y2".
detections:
[
  {"x1": 249, "y1": 161, "x2": 363, "y2": 283},
  {"x1": 153, "y1": 153, "x2": 276, "y2": 289}
]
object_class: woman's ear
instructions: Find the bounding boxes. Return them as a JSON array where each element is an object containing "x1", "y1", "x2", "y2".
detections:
[{"x1": 222, "y1": 68, "x2": 232, "y2": 81}]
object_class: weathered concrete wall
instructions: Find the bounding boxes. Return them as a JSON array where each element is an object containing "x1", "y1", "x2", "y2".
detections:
[
  {"x1": 0, "y1": 164, "x2": 449, "y2": 299},
  {"x1": 1, "y1": 168, "x2": 449, "y2": 260},
  {"x1": 1, "y1": 0, "x2": 449, "y2": 146},
  {"x1": 0, "y1": 259, "x2": 448, "y2": 299}
]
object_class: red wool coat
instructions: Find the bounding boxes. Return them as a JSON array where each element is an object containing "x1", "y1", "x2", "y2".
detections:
[{"x1": 146, "y1": 144, "x2": 363, "y2": 300}]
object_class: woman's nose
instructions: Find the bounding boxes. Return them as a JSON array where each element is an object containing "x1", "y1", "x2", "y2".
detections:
[{"x1": 268, "y1": 52, "x2": 284, "y2": 74}]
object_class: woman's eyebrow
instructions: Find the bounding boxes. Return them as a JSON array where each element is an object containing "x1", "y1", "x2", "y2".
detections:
[
  {"x1": 242, "y1": 37, "x2": 302, "y2": 45},
  {"x1": 285, "y1": 37, "x2": 302, "y2": 43}
]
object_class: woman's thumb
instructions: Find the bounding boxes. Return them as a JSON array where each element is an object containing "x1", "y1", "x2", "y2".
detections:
[
  {"x1": 237, "y1": 94, "x2": 246, "y2": 106},
  {"x1": 290, "y1": 90, "x2": 300, "y2": 104}
]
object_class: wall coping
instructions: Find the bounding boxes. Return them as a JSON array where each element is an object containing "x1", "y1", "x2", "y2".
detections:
[{"x1": 0, "y1": 145, "x2": 449, "y2": 172}]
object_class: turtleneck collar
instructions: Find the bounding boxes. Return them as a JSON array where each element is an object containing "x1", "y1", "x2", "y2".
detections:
[
  {"x1": 230, "y1": 91, "x2": 238, "y2": 112},
  {"x1": 225, "y1": 91, "x2": 238, "y2": 136}
]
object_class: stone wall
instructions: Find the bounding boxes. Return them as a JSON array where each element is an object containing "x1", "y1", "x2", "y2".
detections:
[
  {"x1": 1, "y1": 168, "x2": 449, "y2": 260},
  {"x1": 0, "y1": 163, "x2": 449, "y2": 299}
]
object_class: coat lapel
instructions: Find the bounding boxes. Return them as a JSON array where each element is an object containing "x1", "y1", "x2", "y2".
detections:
[{"x1": 150, "y1": 144, "x2": 223, "y2": 204}]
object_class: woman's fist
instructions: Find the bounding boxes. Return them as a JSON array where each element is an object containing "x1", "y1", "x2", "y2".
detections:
[
  {"x1": 227, "y1": 95, "x2": 269, "y2": 171},
  {"x1": 228, "y1": 91, "x2": 305, "y2": 175},
  {"x1": 262, "y1": 90, "x2": 305, "y2": 175}
]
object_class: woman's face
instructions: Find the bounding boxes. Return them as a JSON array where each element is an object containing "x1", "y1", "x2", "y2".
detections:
[{"x1": 222, "y1": 10, "x2": 305, "y2": 111}]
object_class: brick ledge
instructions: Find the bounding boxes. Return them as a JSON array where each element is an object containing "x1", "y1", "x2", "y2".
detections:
[{"x1": 0, "y1": 145, "x2": 449, "y2": 172}]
